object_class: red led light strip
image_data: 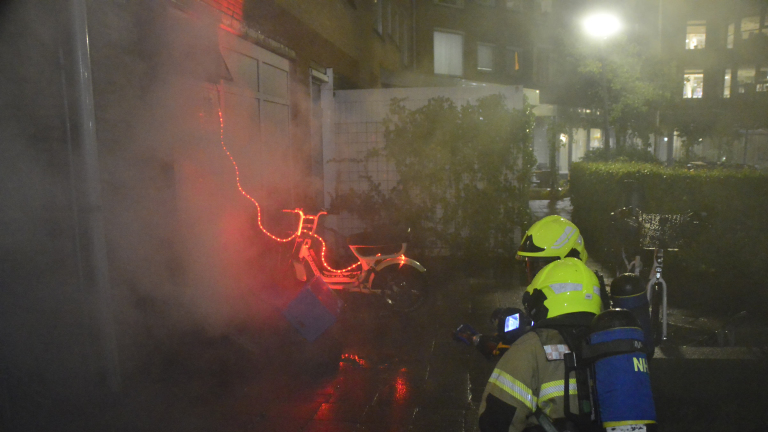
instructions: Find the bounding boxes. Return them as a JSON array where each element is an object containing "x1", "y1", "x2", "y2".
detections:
[
  {"x1": 216, "y1": 85, "x2": 360, "y2": 273},
  {"x1": 285, "y1": 209, "x2": 360, "y2": 273},
  {"x1": 216, "y1": 86, "x2": 299, "y2": 242},
  {"x1": 340, "y1": 353, "x2": 368, "y2": 367},
  {"x1": 311, "y1": 232, "x2": 361, "y2": 273}
]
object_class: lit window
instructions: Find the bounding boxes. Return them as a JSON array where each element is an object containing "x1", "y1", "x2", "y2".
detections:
[
  {"x1": 741, "y1": 16, "x2": 760, "y2": 40},
  {"x1": 683, "y1": 70, "x2": 704, "y2": 98},
  {"x1": 685, "y1": 20, "x2": 706, "y2": 49},
  {"x1": 434, "y1": 0, "x2": 464, "y2": 7},
  {"x1": 506, "y1": 47, "x2": 521, "y2": 74},
  {"x1": 434, "y1": 31, "x2": 464, "y2": 76},
  {"x1": 727, "y1": 23, "x2": 734, "y2": 48},
  {"x1": 758, "y1": 67, "x2": 768, "y2": 92},
  {"x1": 737, "y1": 67, "x2": 755, "y2": 93},
  {"x1": 724, "y1": 69, "x2": 731, "y2": 98},
  {"x1": 590, "y1": 129, "x2": 603, "y2": 149},
  {"x1": 478, "y1": 43, "x2": 494, "y2": 71}
]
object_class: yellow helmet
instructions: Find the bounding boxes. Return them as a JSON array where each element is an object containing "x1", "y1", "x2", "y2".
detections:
[
  {"x1": 523, "y1": 257, "x2": 602, "y2": 323},
  {"x1": 517, "y1": 215, "x2": 588, "y2": 261}
]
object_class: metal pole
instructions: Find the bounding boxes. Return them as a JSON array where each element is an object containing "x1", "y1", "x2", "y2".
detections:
[
  {"x1": 599, "y1": 53, "x2": 610, "y2": 149},
  {"x1": 743, "y1": 130, "x2": 749, "y2": 165},
  {"x1": 71, "y1": 0, "x2": 121, "y2": 392},
  {"x1": 666, "y1": 134, "x2": 674, "y2": 166}
]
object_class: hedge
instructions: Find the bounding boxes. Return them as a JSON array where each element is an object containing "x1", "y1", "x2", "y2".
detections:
[{"x1": 569, "y1": 162, "x2": 768, "y2": 315}]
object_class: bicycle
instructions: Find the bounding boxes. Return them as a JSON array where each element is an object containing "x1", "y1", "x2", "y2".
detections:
[
  {"x1": 611, "y1": 209, "x2": 696, "y2": 345},
  {"x1": 286, "y1": 209, "x2": 429, "y2": 312}
]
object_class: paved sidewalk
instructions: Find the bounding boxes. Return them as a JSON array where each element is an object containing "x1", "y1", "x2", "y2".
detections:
[{"x1": 86, "y1": 262, "x2": 768, "y2": 432}]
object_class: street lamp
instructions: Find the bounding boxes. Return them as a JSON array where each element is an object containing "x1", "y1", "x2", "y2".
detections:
[
  {"x1": 582, "y1": 12, "x2": 622, "y2": 40},
  {"x1": 582, "y1": 12, "x2": 622, "y2": 149}
]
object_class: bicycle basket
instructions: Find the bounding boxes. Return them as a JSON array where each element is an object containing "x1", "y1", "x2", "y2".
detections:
[{"x1": 639, "y1": 213, "x2": 688, "y2": 250}]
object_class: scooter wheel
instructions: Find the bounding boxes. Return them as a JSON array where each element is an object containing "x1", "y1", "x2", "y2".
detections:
[{"x1": 373, "y1": 266, "x2": 428, "y2": 313}]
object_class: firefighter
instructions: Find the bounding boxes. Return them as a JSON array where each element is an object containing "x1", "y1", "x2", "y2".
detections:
[
  {"x1": 517, "y1": 215, "x2": 608, "y2": 308},
  {"x1": 478, "y1": 258, "x2": 603, "y2": 432},
  {"x1": 454, "y1": 216, "x2": 604, "y2": 357},
  {"x1": 517, "y1": 215, "x2": 588, "y2": 283}
]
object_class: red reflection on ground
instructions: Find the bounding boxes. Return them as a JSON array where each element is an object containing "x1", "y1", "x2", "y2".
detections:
[
  {"x1": 394, "y1": 368, "x2": 409, "y2": 403},
  {"x1": 340, "y1": 353, "x2": 368, "y2": 368}
]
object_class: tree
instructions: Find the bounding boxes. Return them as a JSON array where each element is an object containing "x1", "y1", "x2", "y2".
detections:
[
  {"x1": 550, "y1": 33, "x2": 678, "y2": 153},
  {"x1": 330, "y1": 95, "x2": 536, "y2": 262}
]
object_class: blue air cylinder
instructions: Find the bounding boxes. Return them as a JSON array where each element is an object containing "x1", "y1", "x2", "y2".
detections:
[
  {"x1": 610, "y1": 274, "x2": 654, "y2": 356},
  {"x1": 589, "y1": 326, "x2": 657, "y2": 429}
]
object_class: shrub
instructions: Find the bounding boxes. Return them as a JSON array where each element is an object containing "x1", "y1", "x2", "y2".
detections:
[
  {"x1": 570, "y1": 162, "x2": 768, "y2": 314},
  {"x1": 330, "y1": 95, "x2": 537, "y2": 263}
]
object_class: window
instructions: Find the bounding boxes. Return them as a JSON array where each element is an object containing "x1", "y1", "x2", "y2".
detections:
[
  {"x1": 506, "y1": 47, "x2": 521, "y2": 74},
  {"x1": 724, "y1": 69, "x2": 731, "y2": 98},
  {"x1": 685, "y1": 20, "x2": 706, "y2": 49},
  {"x1": 758, "y1": 67, "x2": 768, "y2": 92},
  {"x1": 727, "y1": 23, "x2": 734, "y2": 48},
  {"x1": 478, "y1": 43, "x2": 494, "y2": 71},
  {"x1": 434, "y1": 31, "x2": 464, "y2": 76},
  {"x1": 737, "y1": 67, "x2": 755, "y2": 93},
  {"x1": 683, "y1": 70, "x2": 704, "y2": 98},
  {"x1": 589, "y1": 129, "x2": 603, "y2": 149},
  {"x1": 434, "y1": 0, "x2": 464, "y2": 7},
  {"x1": 741, "y1": 16, "x2": 760, "y2": 40}
]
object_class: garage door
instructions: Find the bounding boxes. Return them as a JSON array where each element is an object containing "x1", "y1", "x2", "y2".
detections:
[{"x1": 217, "y1": 30, "x2": 293, "y2": 211}]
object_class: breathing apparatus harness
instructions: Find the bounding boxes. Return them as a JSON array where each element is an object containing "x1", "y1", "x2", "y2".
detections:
[{"x1": 531, "y1": 311, "x2": 657, "y2": 432}]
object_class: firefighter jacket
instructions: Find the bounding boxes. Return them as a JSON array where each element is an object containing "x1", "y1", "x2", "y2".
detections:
[{"x1": 478, "y1": 314, "x2": 594, "y2": 432}]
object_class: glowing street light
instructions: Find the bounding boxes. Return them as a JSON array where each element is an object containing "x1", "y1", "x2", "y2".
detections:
[{"x1": 582, "y1": 12, "x2": 622, "y2": 40}]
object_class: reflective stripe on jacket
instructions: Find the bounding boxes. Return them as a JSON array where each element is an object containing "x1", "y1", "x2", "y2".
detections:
[{"x1": 479, "y1": 328, "x2": 579, "y2": 432}]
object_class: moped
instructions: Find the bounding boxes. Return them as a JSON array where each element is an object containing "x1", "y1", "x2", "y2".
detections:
[{"x1": 286, "y1": 209, "x2": 428, "y2": 312}]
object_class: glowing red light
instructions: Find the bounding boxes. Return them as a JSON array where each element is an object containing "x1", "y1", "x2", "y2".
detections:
[
  {"x1": 216, "y1": 86, "x2": 299, "y2": 243},
  {"x1": 394, "y1": 370, "x2": 409, "y2": 402},
  {"x1": 339, "y1": 353, "x2": 368, "y2": 367},
  {"x1": 210, "y1": 0, "x2": 244, "y2": 24},
  {"x1": 311, "y1": 232, "x2": 361, "y2": 273},
  {"x1": 216, "y1": 86, "x2": 360, "y2": 274}
]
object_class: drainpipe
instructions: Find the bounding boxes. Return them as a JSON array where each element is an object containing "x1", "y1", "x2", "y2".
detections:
[{"x1": 71, "y1": 0, "x2": 121, "y2": 392}]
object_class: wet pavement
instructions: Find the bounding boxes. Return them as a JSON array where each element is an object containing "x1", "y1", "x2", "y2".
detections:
[
  {"x1": 83, "y1": 200, "x2": 768, "y2": 432},
  {"x1": 90, "y1": 259, "x2": 768, "y2": 432}
]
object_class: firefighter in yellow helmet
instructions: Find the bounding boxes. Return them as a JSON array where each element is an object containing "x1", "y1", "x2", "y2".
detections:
[
  {"x1": 517, "y1": 215, "x2": 588, "y2": 283},
  {"x1": 478, "y1": 258, "x2": 603, "y2": 432},
  {"x1": 517, "y1": 215, "x2": 608, "y2": 309}
]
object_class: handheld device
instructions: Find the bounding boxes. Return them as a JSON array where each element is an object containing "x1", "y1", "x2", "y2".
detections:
[
  {"x1": 504, "y1": 313, "x2": 520, "y2": 332},
  {"x1": 492, "y1": 307, "x2": 532, "y2": 345}
]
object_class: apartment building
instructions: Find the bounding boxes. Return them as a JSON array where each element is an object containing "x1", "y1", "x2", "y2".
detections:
[{"x1": 664, "y1": 0, "x2": 768, "y2": 164}]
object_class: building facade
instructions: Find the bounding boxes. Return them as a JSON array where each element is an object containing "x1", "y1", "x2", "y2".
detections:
[{"x1": 662, "y1": 0, "x2": 768, "y2": 166}]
